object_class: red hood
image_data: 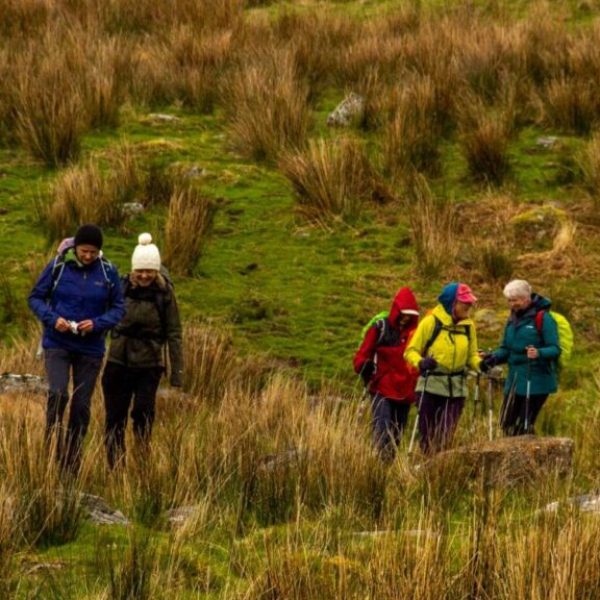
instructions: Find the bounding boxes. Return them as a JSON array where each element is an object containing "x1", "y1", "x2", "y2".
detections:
[{"x1": 389, "y1": 287, "x2": 419, "y2": 329}]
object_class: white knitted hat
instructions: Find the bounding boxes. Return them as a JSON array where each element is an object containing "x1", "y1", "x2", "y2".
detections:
[{"x1": 131, "y1": 233, "x2": 161, "y2": 271}]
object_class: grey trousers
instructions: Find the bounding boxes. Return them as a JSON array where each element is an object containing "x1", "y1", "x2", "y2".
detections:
[{"x1": 44, "y1": 348, "x2": 103, "y2": 472}]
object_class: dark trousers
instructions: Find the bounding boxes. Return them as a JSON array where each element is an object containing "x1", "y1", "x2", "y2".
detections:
[
  {"x1": 101, "y1": 362, "x2": 163, "y2": 469},
  {"x1": 500, "y1": 393, "x2": 548, "y2": 436},
  {"x1": 44, "y1": 348, "x2": 103, "y2": 472},
  {"x1": 371, "y1": 394, "x2": 411, "y2": 462},
  {"x1": 418, "y1": 392, "x2": 465, "y2": 454}
]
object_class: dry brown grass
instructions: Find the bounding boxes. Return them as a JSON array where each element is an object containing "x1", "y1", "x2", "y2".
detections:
[
  {"x1": 383, "y1": 76, "x2": 443, "y2": 182},
  {"x1": 223, "y1": 48, "x2": 310, "y2": 162},
  {"x1": 458, "y1": 96, "x2": 512, "y2": 186},
  {"x1": 405, "y1": 174, "x2": 458, "y2": 278},
  {"x1": 163, "y1": 186, "x2": 215, "y2": 276},
  {"x1": 280, "y1": 137, "x2": 378, "y2": 223},
  {"x1": 578, "y1": 132, "x2": 600, "y2": 206},
  {"x1": 12, "y1": 43, "x2": 86, "y2": 166}
]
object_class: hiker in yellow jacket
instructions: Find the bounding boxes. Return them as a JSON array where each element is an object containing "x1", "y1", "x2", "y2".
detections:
[{"x1": 405, "y1": 282, "x2": 482, "y2": 453}]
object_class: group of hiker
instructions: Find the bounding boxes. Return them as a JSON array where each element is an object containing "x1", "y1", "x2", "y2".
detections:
[
  {"x1": 27, "y1": 222, "x2": 568, "y2": 472},
  {"x1": 28, "y1": 224, "x2": 182, "y2": 473},
  {"x1": 354, "y1": 280, "x2": 567, "y2": 461}
]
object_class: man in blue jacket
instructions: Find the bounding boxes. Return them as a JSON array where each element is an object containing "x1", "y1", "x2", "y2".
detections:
[{"x1": 29, "y1": 224, "x2": 125, "y2": 472}]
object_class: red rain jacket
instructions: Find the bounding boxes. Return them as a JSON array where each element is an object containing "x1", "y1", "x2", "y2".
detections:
[{"x1": 353, "y1": 287, "x2": 419, "y2": 402}]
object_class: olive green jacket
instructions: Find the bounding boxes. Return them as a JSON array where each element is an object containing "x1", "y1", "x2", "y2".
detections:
[{"x1": 106, "y1": 275, "x2": 183, "y2": 386}]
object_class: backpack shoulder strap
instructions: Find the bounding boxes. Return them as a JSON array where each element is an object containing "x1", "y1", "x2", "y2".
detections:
[
  {"x1": 47, "y1": 254, "x2": 67, "y2": 300},
  {"x1": 534, "y1": 309, "x2": 547, "y2": 347},
  {"x1": 98, "y1": 256, "x2": 115, "y2": 287},
  {"x1": 423, "y1": 316, "x2": 443, "y2": 355},
  {"x1": 374, "y1": 318, "x2": 387, "y2": 346}
]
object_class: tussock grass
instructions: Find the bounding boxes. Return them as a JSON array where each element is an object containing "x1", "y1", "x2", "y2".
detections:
[
  {"x1": 280, "y1": 137, "x2": 378, "y2": 222},
  {"x1": 13, "y1": 46, "x2": 86, "y2": 167},
  {"x1": 539, "y1": 76, "x2": 600, "y2": 135},
  {"x1": 578, "y1": 133, "x2": 600, "y2": 206},
  {"x1": 405, "y1": 174, "x2": 458, "y2": 278},
  {"x1": 458, "y1": 97, "x2": 512, "y2": 186},
  {"x1": 224, "y1": 48, "x2": 310, "y2": 162},
  {"x1": 383, "y1": 76, "x2": 443, "y2": 182},
  {"x1": 163, "y1": 186, "x2": 214, "y2": 276},
  {"x1": 39, "y1": 161, "x2": 128, "y2": 241}
]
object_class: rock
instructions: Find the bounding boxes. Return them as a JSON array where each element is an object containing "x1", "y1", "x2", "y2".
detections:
[
  {"x1": 183, "y1": 165, "x2": 207, "y2": 179},
  {"x1": 544, "y1": 493, "x2": 600, "y2": 514},
  {"x1": 0, "y1": 373, "x2": 46, "y2": 395},
  {"x1": 80, "y1": 493, "x2": 129, "y2": 526},
  {"x1": 326, "y1": 92, "x2": 365, "y2": 127},
  {"x1": 165, "y1": 505, "x2": 202, "y2": 527},
  {"x1": 23, "y1": 561, "x2": 65, "y2": 575},
  {"x1": 258, "y1": 448, "x2": 304, "y2": 472},
  {"x1": 148, "y1": 113, "x2": 181, "y2": 124},
  {"x1": 425, "y1": 436, "x2": 574, "y2": 487},
  {"x1": 474, "y1": 308, "x2": 504, "y2": 333},
  {"x1": 510, "y1": 205, "x2": 568, "y2": 252},
  {"x1": 122, "y1": 202, "x2": 145, "y2": 218},
  {"x1": 536, "y1": 136, "x2": 559, "y2": 149}
]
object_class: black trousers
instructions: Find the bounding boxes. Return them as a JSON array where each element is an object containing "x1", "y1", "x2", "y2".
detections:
[
  {"x1": 44, "y1": 348, "x2": 103, "y2": 472},
  {"x1": 500, "y1": 393, "x2": 548, "y2": 436},
  {"x1": 101, "y1": 362, "x2": 163, "y2": 468}
]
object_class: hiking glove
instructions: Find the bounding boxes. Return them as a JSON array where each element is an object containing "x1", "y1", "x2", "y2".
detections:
[
  {"x1": 360, "y1": 361, "x2": 375, "y2": 385},
  {"x1": 418, "y1": 357, "x2": 437, "y2": 374},
  {"x1": 480, "y1": 354, "x2": 497, "y2": 373}
]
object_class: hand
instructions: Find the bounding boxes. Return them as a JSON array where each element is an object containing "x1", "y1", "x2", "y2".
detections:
[
  {"x1": 479, "y1": 353, "x2": 496, "y2": 373},
  {"x1": 418, "y1": 356, "x2": 437, "y2": 375},
  {"x1": 526, "y1": 346, "x2": 539, "y2": 359},
  {"x1": 77, "y1": 320, "x2": 94, "y2": 333},
  {"x1": 57, "y1": 237, "x2": 75, "y2": 254},
  {"x1": 360, "y1": 361, "x2": 375, "y2": 386},
  {"x1": 55, "y1": 317, "x2": 70, "y2": 332}
]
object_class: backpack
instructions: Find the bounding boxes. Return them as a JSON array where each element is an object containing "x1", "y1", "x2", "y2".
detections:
[
  {"x1": 359, "y1": 311, "x2": 390, "y2": 347},
  {"x1": 534, "y1": 310, "x2": 574, "y2": 368}
]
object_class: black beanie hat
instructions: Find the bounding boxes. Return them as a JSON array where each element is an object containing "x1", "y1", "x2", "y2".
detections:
[{"x1": 74, "y1": 224, "x2": 103, "y2": 250}]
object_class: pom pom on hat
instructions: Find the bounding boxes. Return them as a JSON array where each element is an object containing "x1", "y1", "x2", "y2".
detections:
[
  {"x1": 132, "y1": 232, "x2": 161, "y2": 271},
  {"x1": 138, "y1": 232, "x2": 153, "y2": 245}
]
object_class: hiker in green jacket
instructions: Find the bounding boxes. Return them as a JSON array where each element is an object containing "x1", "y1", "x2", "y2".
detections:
[
  {"x1": 481, "y1": 279, "x2": 560, "y2": 435},
  {"x1": 101, "y1": 233, "x2": 183, "y2": 468}
]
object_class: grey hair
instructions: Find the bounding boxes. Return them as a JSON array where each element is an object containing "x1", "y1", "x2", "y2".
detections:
[{"x1": 503, "y1": 279, "x2": 532, "y2": 300}]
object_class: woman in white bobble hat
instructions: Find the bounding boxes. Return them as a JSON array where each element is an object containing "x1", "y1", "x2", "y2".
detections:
[{"x1": 101, "y1": 233, "x2": 183, "y2": 468}]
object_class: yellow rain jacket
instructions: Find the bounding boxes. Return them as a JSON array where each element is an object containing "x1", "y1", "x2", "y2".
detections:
[{"x1": 404, "y1": 304, "x2": 481, "y2": 398}]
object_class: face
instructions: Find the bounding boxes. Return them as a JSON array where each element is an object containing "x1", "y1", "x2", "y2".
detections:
[
  {"x1": 453, "y1": 301, "x2": 473, "y2": 320},
  {"x1": 396, "y1": 314, "x2": 412, "y2": 328},
  {"x1": 133, "y1": 269, "x2": 158, "y2": 287},
  {"x1": 507, "y1": 295, "x2": 530, "y2": 312},
  {"x1": 75, "y1": 244, "x2": 100, "y2": 265}
]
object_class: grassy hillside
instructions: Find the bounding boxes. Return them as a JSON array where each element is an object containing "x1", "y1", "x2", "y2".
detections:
[{"x1": 2, "y1": 0, "x2": 600, "y2": 597}]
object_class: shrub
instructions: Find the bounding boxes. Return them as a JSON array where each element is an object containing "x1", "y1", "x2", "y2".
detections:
[
  {"x1": 163, "y1": 186, "x2": 215, "y2": 276},
  {"x1": 280, "y1": 137, "x2": 378, "y2": 222}
]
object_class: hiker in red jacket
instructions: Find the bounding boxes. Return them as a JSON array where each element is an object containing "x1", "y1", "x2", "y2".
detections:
[{"x1": 354, "y1": 287, "x2": 419, "y2": 462}]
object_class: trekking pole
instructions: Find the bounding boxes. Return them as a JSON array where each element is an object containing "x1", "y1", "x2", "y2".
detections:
[
  {"x1": 408, "y1": 372, "x2": 429, "y2": 454},
  {"x1": 524, "y1": 348, "x2": 532, "y2": 434},
  {"x1": 472, "y1": 372, "x2": 481, "y2": 434},
  {"x1": 486, "y1": 374, "x2": 494, "y2": 441}
]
